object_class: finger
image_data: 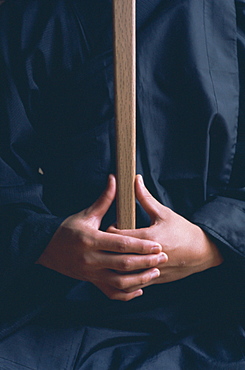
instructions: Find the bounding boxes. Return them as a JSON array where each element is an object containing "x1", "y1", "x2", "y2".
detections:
[
  {"x1": 107, "y1": 224, "x2": 152, "y2": 241},
  {"x1": 94, "y1": 281, "x2": 143, "y2": 302},
  {"x1": 95, "y1": 230, "x2": 162, "y2": 254},
  {"x1": 95, "y1": 251, "x2": 167, "y2": 271},
  {"x1": 85, "y1": 174, "x2": 116, "y2": 222},
  {"x1": 135, "y1": 175, "x2": 163, "y2": 220},
  {"x1": 106, "y1": 268, "x2": 160, "y2": 292}
]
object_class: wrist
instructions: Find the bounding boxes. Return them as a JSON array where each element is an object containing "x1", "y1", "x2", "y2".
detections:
[{"x1": 194, "y1": 226, "x2": 224, "y2": 272}]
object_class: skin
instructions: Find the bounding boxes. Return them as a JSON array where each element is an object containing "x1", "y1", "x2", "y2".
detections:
[
  {"x1": 37, "y1": 174, "x2": 223, "y2": 301},
  {"x1": 109, "y1": 175, "x2": 224, "y2": 290}
]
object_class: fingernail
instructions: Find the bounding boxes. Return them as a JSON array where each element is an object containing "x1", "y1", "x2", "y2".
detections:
[
  {"x1": 151, "y1": 269, "x2": 160, "y2": 279},
  {"x1": 109, "y1": 174, "x2": 116, "y2": 182},
  {"x1": 138, "y1": 175, "x2": 144, "y2": 186},
  {"x1": 134, "y1": 289, "x2": 143, "y2": 298},
  {"x1": 151, "y1": 244, "x2": 162, "y2": 253},
  {"x1": 159, "y1": 253, "x2": 167, "y2": 262},
  {"x1": 159, "y1": 253, "x2": 167, "y2": 263}
]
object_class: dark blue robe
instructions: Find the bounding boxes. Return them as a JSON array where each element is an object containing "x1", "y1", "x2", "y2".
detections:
[{"x1": 0, "y1": 0, "x2": 245, "y2": 368}]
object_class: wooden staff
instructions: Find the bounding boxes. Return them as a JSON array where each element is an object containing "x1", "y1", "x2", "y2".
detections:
[{"x1": 113, "y1": 0, "x2": 136, "y2": 229}]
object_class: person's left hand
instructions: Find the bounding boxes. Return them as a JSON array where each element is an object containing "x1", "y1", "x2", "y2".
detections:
[{"x1": 107, "y1": 175, "x2": 223, "y2": 290}]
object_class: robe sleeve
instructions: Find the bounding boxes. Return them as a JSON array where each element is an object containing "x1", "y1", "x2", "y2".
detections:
[
  {"x1": 0, "y1": 72, "x2": 67, "y2": 285},
  {"x1": 0, "y1": 1, "x2": 79, "y2": 336},
  {"x1": 191, "y1": 0, "x2": 245, "y2": 269}
]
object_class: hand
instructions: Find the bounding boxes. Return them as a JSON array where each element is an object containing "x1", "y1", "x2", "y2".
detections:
[
  {"x1": 108, "y1": 175, "x2": 223, "y2": 286},
  {"x1": 36, "y1": 175, "x2": 166, "y2": 301}
]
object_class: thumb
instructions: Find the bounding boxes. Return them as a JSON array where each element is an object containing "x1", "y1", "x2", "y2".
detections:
[
  {"x1": 135, "y1": 175, "x2": 162, "y2": 221},
  {"x1": 85, "y1": 174, "x2": 116, "y2": 226}
]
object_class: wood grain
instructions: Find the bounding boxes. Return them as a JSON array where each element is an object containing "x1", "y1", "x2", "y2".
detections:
[{"x1": 113, "y1": 0, "x2": 136, "y2": 229}]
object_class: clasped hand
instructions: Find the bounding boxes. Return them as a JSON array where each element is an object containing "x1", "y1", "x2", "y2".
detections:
[{"x1": 37, "y1": 175, "x2": 223, "y2": 301}]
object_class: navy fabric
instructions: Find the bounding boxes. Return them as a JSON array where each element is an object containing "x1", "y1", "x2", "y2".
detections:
[
  {"x1": 0, "y1": 0, "x2": 245, "y2": 367},
  {"x1": 0, "y1": 277, "x2": 245, "y2": 369}
]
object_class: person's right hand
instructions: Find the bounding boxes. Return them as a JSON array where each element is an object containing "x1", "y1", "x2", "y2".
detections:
[{"x1": 36, "y1": 175, "x2": 167, "y2": 301}]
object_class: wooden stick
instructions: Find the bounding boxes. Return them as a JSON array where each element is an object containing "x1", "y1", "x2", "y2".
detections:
[{"x1": 113, "y1": 0, "x2": 136, "y2": 229}]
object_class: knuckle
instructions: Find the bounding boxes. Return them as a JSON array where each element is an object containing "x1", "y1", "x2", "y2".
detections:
[
  {"x1": 81, "y1": 253, "x2": 92, "y2": 268},
  {"x1": 138, "y1": 243, "x2": 148, "y2": 254},
  {"x1": 140, "y1": 274, "x2": 150, "y2": 285},
  {"x1": 117, "y1": 238, "x2": 130, "y2": 253},
  {"x1": 118, "y1": 243, "x2": 126, "y2": 253},
  {"x1": 79, "y1": 233, "x2": 94, "y2": 249},
  {"x1": 119, "y1": 257, "x2": 132, "y2": 271},
  {"x1": 114, "y1": 277, "x2": 127, "y2": 290},
  {"x1": 145, "y1": 256, "x2": 156, "y2": 268}
]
